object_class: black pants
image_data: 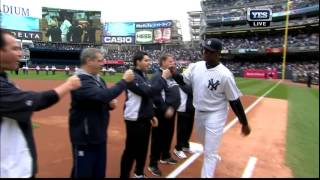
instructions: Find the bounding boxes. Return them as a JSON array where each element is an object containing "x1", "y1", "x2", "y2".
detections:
[
  {"x1": 307, "y1": 80, "x2": 312, "y2": 88},
  {"x1": 120, "y1": 119, "x2": 151, "y2": 177},
  {"x1": 149, "y1": 111, "x2": 176, "y2": 167},
  {"x1": 71, "y1": 143, "x2": 106, "y2": 178},
  {"x1": 175, "y1": 111, "x2": 195, "y2": 151}
]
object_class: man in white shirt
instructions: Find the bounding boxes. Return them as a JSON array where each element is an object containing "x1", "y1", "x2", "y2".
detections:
[
  {"x1": 36, "y1": 65, "x2": 40, "y2": 75},
  {"x1": 170, "y1": 38, "x2": 251, "y2": 178},
  {"x1": 45, "y1": 65, "x2": 49, "y2": 75},
  {"x1": 51, "y1": 65, "x2": 56, "y2": 75},
  {"x1": 65, "y1": 66, "x2": 70, "y2": 76},
  {"x1": 60, "y1": 16, "x2": 72, "y2": 42}
]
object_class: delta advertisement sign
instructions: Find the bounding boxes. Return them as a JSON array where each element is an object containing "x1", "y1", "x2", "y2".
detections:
[{"x1": 0, "y1": 0, "x2": 42, "y2": 40}]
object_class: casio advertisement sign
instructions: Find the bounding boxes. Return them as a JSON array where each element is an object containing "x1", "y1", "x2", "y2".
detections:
[{"x1": 102, "y1": 36, "x2": 134, "y2": 44}]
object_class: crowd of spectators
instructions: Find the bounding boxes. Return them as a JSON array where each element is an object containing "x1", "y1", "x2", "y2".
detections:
[
  {"x1": 224, "y1": 61, "x2": 319, "y2": 84},
  {"x1": 204, "y1": 0, "x2": 318, "y2": 25},
  {"x1": 221, "y1": 33, "x2": 319, "y2": 50},
  {"x1": 33, "y1": 33, "x2": 318, "y2": 53},
  {"x1": 18, "y1": 60, "x2": 318, "y2": 85},
  {"x1": 98, "y1": 48, "x2": 202, "y2": 63},
  {"x1": 288, "y1": 61, "x2": 319, "y2": 84},
  {"x1": 33, "y1": 41, "x2": 100, "y2": 51},
  {"x1": 203, "y1": 0, "x2": 318, "y2": 13}
]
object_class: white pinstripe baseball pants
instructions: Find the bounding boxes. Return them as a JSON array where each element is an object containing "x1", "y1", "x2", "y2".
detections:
[{"x1": 195, "y1": 109, "x2": 228, "y2": 178}]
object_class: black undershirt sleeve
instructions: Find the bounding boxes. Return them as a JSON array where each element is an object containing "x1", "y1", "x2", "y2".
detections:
[{"x1": 229, "y1": 98, "x2": 248, "y2": 126}]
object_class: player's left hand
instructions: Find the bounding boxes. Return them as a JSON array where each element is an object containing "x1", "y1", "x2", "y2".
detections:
[
  {"x1": 109, "y1": 99, "x2": 118, "y2": 109},
  {"x1": 241, "y1": 124, "x2": 251, "y2": 136},
  {"x1": 151, "y1": 117, "x2": 158, "y2": 127}
]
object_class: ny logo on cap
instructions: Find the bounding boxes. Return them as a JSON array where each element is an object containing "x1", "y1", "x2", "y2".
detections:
[{"x1": 207, "y1": 40, "x2": 212, "y2": 45}]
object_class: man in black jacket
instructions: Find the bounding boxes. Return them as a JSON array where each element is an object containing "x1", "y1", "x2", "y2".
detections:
[
  {"x1": 69, "y1": 48, "x2": 134, "y2": 178},
  {"x1": 120, "y1": 51, "x2": 171, "y2": 178},
  {"x1": 148, "y1": 54, "x2": 180, "y2": 177},
  {"x1": 45, "y1": 21, "x2": 62, "y2": 42},
  {"x1": 0, "y1": 30, "x2": 81, "y2": 178}
]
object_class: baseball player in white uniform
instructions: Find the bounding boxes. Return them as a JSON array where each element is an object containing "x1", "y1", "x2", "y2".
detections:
[{"x1": 170, "y1": 38, "x2": 251, "y2": 178}]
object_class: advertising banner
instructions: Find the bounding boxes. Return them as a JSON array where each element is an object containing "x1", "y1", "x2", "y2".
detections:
[
  {"x1": 135, "y1": 29, "x2": 153, "y2": 44},
  {"x1": 154, "y1": 28, "x2": 171, "y2": 43},
  {"x1": 104, "y1": 60, "x2": 125, "y2": 65},
  {"x1": 41, "y1": 7, "x2": 102, "y2": 43},
  {"x1": 104, "y1": 22, "x2": 135, "y2": 36},
  {"x1": 9, "y1": 29, "x2": 42, "y2": 41},
  {"x1": 1, "y1": 13, "x2": 39, "y2": 32},
  {"x1": 102, "y1": 36, "x2": 135, "y2": 44},
  {"x1": 221, "y1": 49, "x2": 229, "y2": 54},
  {"x1": 265, "y1": 47, "x2": 283, "y2": 53},
  {"x1": 243, "y1": 69, "x2": 278, "y2": 79},
  {"x1": 0, "y1": 0, "x2": 41, "y2": 39},
  {"x1": 0, "y1": 0, "x2": 42, "y2": 18},
  {"x1": 135, "y1": 20, "x2": 172, "y2": 29}
]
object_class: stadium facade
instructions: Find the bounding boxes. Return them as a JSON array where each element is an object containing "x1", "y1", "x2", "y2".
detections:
[
  {"x1": 187, "y1": 11, "x2": 202, "y2": 48},
  {"x1": 199, "y1": 0, "x2": 319, "y2": 82}
]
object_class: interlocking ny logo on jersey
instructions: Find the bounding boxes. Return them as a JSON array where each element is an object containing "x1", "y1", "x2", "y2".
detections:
[{"x1": 208, "y1": 79, "x2": 220, "y2": 91}]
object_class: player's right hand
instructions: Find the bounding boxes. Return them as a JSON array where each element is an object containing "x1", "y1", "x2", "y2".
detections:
[
  {"x1": 164, "y1": 106, "x2": 175, "y2": 119},
  {"x1": 123, "y1": 69, "x2": 135, "y2": 82},
  {"x1": 66, "y1": 75, "x2": 81, "y2": 90},
  {"x1": 162, "y1": 69, "x2": 172, "y2": 79},
  {"x1": 168, "y1": 66, "x2": 177, "y2": 76},
  {"x1": 241, "y1": 124, "x2": 251, "y2": 136}
]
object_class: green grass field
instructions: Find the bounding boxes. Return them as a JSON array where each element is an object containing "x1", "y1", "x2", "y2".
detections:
[
  {"x1": 236, "y1": 78, "x2": 319, "y2": 178},
  {"x1": 9, "y1": 71, "x2": 319, "y2": 178}
]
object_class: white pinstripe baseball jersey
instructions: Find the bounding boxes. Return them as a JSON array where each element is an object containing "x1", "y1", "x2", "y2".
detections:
[{"x1": 183, "y1": 61, "x2": 241, "y2": 112}]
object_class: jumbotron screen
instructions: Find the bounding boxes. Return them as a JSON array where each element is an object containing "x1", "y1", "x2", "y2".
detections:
[{"x1": 41, "y1": 7, "x2": 102, "y2": 43}]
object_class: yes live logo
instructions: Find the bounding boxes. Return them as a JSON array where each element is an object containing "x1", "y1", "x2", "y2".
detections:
[{"x1": 247, "y1": 8, "x2": 272, "y2": 27}]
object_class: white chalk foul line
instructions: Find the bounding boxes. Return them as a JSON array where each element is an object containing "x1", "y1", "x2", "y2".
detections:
[
  {"x1": 241, "y1": 156, "x2": 258, "y2": 178},
  {"x1": 223, "y1": 80, "x2": 282, "y2": 133},
  {"x1": 166, "y1": 152, "x2": 202, "y2": 178},
  {"x1": 166, "y1": 80, "x2": 282, "y2": 178}
]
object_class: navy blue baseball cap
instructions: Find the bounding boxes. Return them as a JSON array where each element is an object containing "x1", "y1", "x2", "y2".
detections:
[{"x1": 201, "y1": 38, "x2": 222, "y2": 52}]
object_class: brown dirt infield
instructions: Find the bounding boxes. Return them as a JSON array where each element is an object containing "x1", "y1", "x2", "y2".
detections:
[{"x1": 12, "y1": 79, "x2": 292, "y2": 178}]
